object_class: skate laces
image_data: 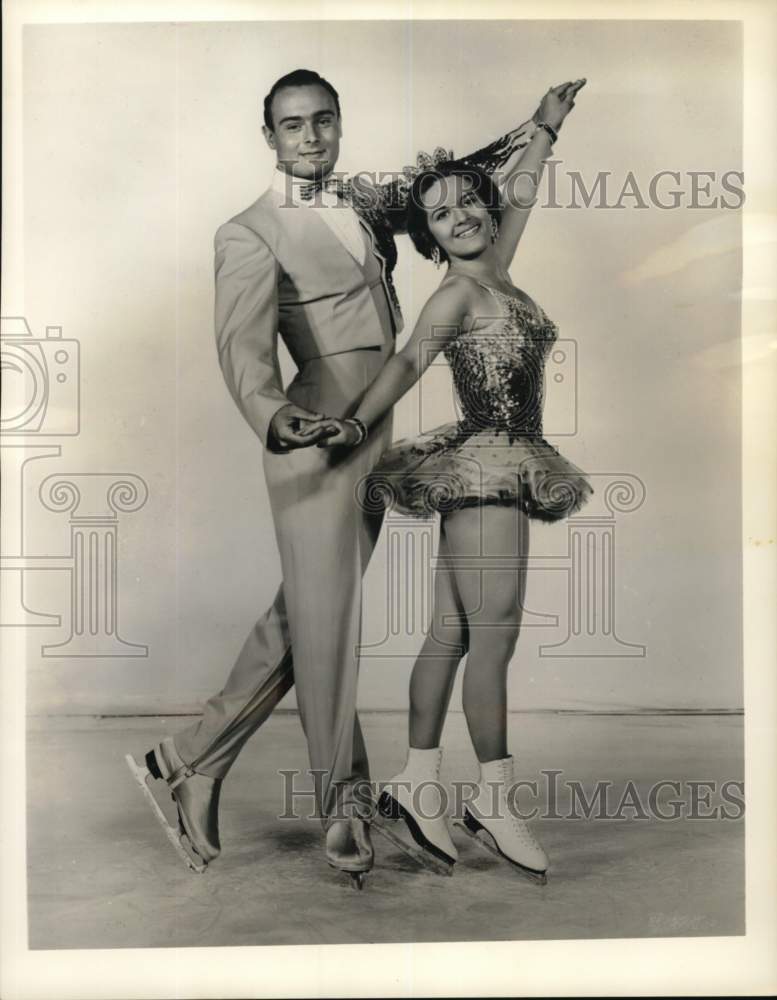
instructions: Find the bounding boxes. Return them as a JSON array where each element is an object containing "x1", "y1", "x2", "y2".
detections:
[
  {"x1": 485, "y1": 771, "x2": 542, "y2": 849},
  {"x1": 510, "y1": 811, "x2": 541, "y2": 848},
  {"x1": 502, "y1": 778, "x2": 541, "y2": 848}
]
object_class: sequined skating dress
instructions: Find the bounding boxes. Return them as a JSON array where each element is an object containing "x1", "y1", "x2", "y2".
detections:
[{"x1": 368, "y1": 281, "x2": 593, "y2": 521}]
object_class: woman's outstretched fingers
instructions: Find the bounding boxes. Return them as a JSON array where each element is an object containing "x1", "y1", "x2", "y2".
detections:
[{"x1": 559, "y1": 78, "x2": 586, "y2": 101}]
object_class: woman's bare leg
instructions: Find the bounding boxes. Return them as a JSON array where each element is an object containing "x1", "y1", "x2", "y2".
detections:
[
  {"x1": 442, "y1": 503, "x2": 530, "y2": 763},
  {"x1": 408, "y1": 523, "x2": 469, "y2": 749}
]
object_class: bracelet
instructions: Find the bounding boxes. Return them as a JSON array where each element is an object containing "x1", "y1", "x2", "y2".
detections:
[
  {"x1": 344, "y1": 417, "x2": 368, "y2": 445},
  {"x1": 535, "y1": 121, "x2": 559, "y2": 145}
]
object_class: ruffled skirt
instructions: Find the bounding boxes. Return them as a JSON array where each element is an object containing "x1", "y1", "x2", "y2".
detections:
[{"x1": 364, "y1": 422, "x2": 593, "y2": 522}]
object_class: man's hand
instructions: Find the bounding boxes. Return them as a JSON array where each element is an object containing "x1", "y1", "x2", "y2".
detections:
[
  {"x1": 315, "y1": 418, "x2": 363, "y2": 449},
  {"x1": 533, "y1": 78, "x2": 586, "y2": 131},
  {"x1": 269, "y1": 403, "x2": 340, "y2": 450}
]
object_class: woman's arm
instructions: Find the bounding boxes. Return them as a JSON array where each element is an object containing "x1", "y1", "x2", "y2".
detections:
[
  {"x1": 366, "y1": 119, "x2": 537, "y2": 236},
  {"x1": 319, "y1": 281, "x2": 471, "y2": 448},
  {"x1": 360, "y1": 80, "x2": 581, "y2": 234},
  {"x1": 494, "y1": 79, "x2": 586, "y2": 268}
]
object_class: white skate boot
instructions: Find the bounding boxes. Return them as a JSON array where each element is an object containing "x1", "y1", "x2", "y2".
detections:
[
  {"x1": 456, "y1": 756, "x2": 549, "y2": 884},
  {"x1": 373, "y1": 747, "x2": 458, "y2": 876}
]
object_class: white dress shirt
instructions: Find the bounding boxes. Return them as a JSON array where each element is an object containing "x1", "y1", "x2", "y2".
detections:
[{"x1": 270, "y1": 167, "x2": 367, "y2": 266}]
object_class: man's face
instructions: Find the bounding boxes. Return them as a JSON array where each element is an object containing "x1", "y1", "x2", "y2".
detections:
[{"x1": 263, "y1": 84, "x2": 342, "y2": 179}]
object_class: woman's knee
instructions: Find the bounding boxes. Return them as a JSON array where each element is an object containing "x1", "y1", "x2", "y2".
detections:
[
  {"x1": 427, "y1": 607, "x2": 469, "y2": 654},
  {"x1": 425, "y1": 624, "x2": 469, "y2": 660},
  {"x1": 470, "y1": 613, "x2": 521, "y2": 658},
  {"x1": 479, "y1": 592, "x2": 522, "y2": 632}
]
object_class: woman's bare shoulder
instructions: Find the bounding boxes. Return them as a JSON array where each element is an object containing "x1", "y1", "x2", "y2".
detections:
[
  {"x1": 435, "y1": 273, "x2": 493, "y2": 326},
  {"x1": 430, "y1": 273, "x2": 481, "y2": 318}
]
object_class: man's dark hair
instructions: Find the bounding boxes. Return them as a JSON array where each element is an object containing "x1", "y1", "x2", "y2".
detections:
[
  {"x1": 263, "y1": 69, "x2": 341, "y2": 130},
  {"x1": 407, "y1": 163, "x2": 502, "y2": 264}
]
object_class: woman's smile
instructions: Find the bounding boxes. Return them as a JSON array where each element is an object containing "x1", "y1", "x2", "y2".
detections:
[{"x1": 454, "y1": 219, "x2": 482, "y2": 239}]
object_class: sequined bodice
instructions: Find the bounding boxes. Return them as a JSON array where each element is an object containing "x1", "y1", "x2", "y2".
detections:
[{"x1": 443, "y1": 284, "x2": 558, "y2": 437}]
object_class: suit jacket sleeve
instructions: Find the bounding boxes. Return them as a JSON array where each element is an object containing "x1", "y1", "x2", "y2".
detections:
[
  {"x1": 214, "y1": 220, "x2": 290, "y2": 451},
  {"x1": 369, "y1": 117, "x2": 537, "y2": 235}
]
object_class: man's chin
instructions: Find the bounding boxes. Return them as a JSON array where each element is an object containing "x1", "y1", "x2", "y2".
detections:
[{"x1": 286, "y1": 158, "x2": 334, "y2": 179}]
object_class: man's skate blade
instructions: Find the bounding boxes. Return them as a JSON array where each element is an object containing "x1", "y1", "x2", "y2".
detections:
[
  {"x1": 326, "y1": 861, "x2": 370, "y2": 890},
  {"x1": 124, "y1": 754, "x2": 206, "y2": 874},
  {"x1": 453, "y1": 819, "x2": 547, "y2": 885},
  {"x1": 371, "y1": 815, "x2": 454, "y2": 877}
]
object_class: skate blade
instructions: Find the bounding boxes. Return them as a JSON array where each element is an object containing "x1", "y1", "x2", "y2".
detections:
[
  {"x1": 371, "y1": 815, "x2": 454, "y2": 877},
  {"x1": 124, "y1": 754, "x2": 207, "y2": 874},
  {"x1": 326, "y1": 861, "x2": 370, "y2": 889},
  {"x1": 453, "y1": 819, "x2": 548, "y2": 885}
]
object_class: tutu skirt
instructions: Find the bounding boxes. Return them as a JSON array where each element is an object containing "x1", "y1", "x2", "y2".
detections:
[{"x1": 364, "y1": 421, "x2": 593, "y2": 522}]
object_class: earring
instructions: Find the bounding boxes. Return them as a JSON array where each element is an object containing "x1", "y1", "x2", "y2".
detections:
[
  {"x1": 431, "y1": 245, "x2": 441, "y2": 269},
  {"x1": 491, "y1": 216, "x2": 499, "y2": 242}
]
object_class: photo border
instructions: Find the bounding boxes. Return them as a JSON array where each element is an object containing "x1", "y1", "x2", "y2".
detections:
[{"x1": 1, "y1": 0, "x2": 775, "y2": 997}]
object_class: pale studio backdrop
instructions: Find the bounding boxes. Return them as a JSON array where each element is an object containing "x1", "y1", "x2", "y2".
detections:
[{"x1": 14, "y1": 19, "x2": 743, "y2": 714}]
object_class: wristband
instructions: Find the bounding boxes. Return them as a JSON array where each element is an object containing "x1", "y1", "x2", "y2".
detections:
[
  {"x1": 535, "y1": 121, "x2": 559, "y2": 145},
  {"x1": 344, "y1": 417, "x2": 368, "y2": 445}
]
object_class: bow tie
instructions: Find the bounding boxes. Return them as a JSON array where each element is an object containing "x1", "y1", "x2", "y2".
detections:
[{"x1": 298, "y1": 175, "x2": 349, "y2": 202}]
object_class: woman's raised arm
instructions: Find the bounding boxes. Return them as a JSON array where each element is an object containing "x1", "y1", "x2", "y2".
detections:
[{"x1": 495, "y1": 79, "x2": 586, "y2": 268}]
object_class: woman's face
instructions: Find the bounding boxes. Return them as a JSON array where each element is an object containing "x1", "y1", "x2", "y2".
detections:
[{"x1": 422, "y1": 175, "x2": 493, "y2": 262}]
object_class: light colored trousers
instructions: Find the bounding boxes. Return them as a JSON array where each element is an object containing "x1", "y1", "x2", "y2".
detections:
[{"x1": 175, "y1": 337, "x2": 393, "y2": 824}]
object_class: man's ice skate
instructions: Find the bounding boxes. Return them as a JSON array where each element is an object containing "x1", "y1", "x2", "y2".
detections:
[
  {"x1": 125, "y1": 737, "x2": 222, "y2": 874},
  {"x1": 325, "y1": 816, "x2": 374, "y2": 890},
  {"x1": 454, "y1": 756, "x2": 549, "y2": 885},
  {"x1": 371, "y1": 747, "x2": 457, "y2": 877}
]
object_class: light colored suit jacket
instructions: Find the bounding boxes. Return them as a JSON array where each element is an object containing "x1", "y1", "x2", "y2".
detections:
[{"x1": 214, "y1": 187, "x2": 400, "y2": 449}]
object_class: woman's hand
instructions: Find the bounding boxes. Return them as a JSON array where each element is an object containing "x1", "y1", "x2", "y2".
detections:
[
  {"x1": 316, "y1": 418, "x2": 363, "y2": 449},
  {"x1": 533, "y1": 78, "x2": 586, "y2": 132}
]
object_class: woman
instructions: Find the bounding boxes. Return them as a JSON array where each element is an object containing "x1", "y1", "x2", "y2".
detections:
[{"x1": 318, "y1": 80, "x2": 590, "y2": 883}]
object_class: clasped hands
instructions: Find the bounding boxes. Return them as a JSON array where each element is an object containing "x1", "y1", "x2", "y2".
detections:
[{"x1": 269, "y1": 404, "x2": 363, "y2": 451}]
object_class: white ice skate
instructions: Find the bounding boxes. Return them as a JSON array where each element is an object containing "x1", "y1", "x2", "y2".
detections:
[
  {"x1": 455, "y1": 756, "x2": 549, "y2": 884},
  {"x1": 372, "y1": 747, "x2": 458, "y2": 876}
]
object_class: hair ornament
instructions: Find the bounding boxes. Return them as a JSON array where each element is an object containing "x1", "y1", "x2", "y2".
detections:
[{"x1": 414, "y1": 147, "x2": 455, "y2": 172}]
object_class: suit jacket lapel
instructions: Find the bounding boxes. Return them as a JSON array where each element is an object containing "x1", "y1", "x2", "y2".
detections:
[{"x1": 356, "y1": 217, "x2": 387, "y2": 269}]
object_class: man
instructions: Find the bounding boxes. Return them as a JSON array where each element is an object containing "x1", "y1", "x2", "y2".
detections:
[{"x1": 127, "y1": 68, "x2": 545, "y2": 887}]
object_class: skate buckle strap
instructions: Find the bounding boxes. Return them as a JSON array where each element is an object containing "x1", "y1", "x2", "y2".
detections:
[{"x1": 167, "y1": 764, "x2": 196, "y2": 790}]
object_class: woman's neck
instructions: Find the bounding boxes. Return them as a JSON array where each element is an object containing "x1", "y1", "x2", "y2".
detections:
[{"x1": 445, "y1": 245, "x2": 511, "y2": 287}]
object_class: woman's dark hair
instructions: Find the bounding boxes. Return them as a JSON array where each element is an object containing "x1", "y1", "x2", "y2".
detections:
[
  {"x1": 263, "y1": 69, "x2": 341, "y2": 130},
  {"x1": 407, "y1": 162, "x2": 502, "y2": 264}
]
